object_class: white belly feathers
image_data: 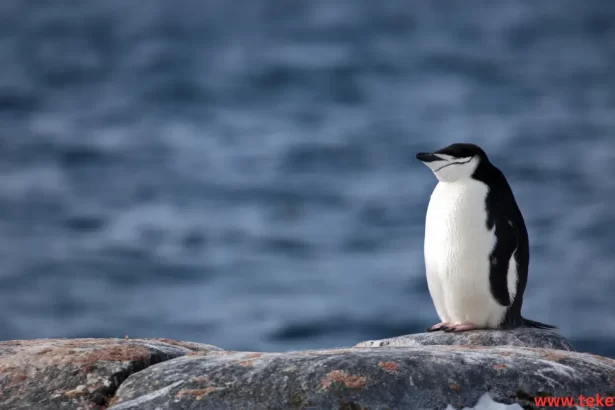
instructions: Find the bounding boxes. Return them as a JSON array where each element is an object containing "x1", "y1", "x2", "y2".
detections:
[{"x1": 424, "y1": 179, "x2": 509, "y2": 328}]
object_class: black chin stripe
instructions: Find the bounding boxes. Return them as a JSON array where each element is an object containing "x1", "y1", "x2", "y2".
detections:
[{"x1": 434, "y1": 157, "x2": 473, "y2": 172}]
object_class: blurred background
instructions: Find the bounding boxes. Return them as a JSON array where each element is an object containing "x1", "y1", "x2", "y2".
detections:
[{"x1": 0, "y1": 0, "x2": 614, "y2": 358}]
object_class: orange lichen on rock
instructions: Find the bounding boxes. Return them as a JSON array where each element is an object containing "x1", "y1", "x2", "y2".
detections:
[
  {"x1": 449, "y1": 384, "x2": 460, "y2": 391},
  {"x1": 496, "y1": 351, "x2": 515, "y2": 357},
  {"x1": 378, "y1": 361, "x2": 398, "y2": 373},
  {"x1": 80, "y1": 345, "x2": 151, "y2": 367},
  {"x1": 0, "y1": 340, "x2": 152, "y2": 373},
  {"x1": 187, "y1": 351, "x2": 209, "y2": 356},
  {"x1": 536, "y1": 349, "x2": 568, "y2": 363},
  {"x1": 236, "y1": 352, "x2": 264, "y2": 367},
  {"x1": 321, "y1": 370, "x2": 367, "y2": 390}
]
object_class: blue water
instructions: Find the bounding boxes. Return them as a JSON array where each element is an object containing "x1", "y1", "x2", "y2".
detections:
[{"x1": 1, "y1": 0, "x2": 614, "y2": 358}]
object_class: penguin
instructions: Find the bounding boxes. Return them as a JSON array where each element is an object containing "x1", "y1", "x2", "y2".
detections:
[{"x1": 415, "y1": 143, "x2": 555, "y2": 332}]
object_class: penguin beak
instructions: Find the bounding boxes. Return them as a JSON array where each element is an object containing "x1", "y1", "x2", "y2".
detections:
[{"x1": 416, "y1": 153, "x2": 443, "y2": 163}]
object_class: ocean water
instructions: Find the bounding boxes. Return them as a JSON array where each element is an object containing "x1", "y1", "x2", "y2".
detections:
[{"x1": 1, "y1": 0, "x2": 614, "y2": 358}]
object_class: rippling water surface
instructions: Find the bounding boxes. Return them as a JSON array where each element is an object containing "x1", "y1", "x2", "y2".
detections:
[{"x1": 1, "y1": 0, "x2": 614, "y2": 357}]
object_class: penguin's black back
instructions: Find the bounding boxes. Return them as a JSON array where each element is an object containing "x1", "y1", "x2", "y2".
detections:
[{"x1": 471, "y1": 159, "x2": 530, "y2": 328}]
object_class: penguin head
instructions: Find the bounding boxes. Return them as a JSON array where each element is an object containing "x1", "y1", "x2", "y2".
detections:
[{"x1": 416, "y1": 143, "x2": 488, "y2": 182}]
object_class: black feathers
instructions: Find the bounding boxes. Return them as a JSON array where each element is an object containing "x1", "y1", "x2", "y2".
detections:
[
  {"x1": 434, "y1": 143, "x2": 489, "y2": 160},
  {"x1": 471, "y1": 153, "x2": 555, "y2": 330}
]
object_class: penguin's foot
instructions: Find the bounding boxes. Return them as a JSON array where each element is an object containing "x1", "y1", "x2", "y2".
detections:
[
  {"x1": 443, "y1": 323, "x2": 480, "y2": 332},
  {"x1": 425, "y1": 322, "x2": 450, "y2": 332}
]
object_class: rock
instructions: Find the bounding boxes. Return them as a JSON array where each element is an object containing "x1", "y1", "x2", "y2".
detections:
[
  {"x1": 446, "y1": 393, "x2": 524, "y2": 409},
  {"x1": 108, "y1": 345, "x2": 615, "y2": 410},
  {"x1": 356, "y1": 328, "x2": 575, "y2": 351},
  {"x1": 0, "y1": 338, "x2": 222, "y2": 410}
]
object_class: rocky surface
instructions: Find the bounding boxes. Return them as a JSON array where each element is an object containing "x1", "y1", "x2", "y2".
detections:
[
  {"x1": 0, "y1": 338, "x2": 222, "y2": 410},
  {"x1": 2, "y1": 331, "x2": 614, "y2": 410},
  {"x1": 109, "y1": 344, "x2": 615, "y2": 410},
  {"x1": 356, "y1": 328, "x2": 575, "y2": 351}
]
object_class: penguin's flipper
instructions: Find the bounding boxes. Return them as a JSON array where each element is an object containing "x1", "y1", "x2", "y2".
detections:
[{"x1": 486, "y1": 198, "x2": 520, "y2": 308}]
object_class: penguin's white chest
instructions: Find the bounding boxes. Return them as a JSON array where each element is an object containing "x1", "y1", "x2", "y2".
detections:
[{"x1": 424, "y1": 179, "x2": 506, "y2": 327}]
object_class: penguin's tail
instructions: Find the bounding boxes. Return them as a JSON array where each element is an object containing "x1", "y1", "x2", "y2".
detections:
[{"x1": 522, "y1": 318, "x2": 557, "y2": 329}]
